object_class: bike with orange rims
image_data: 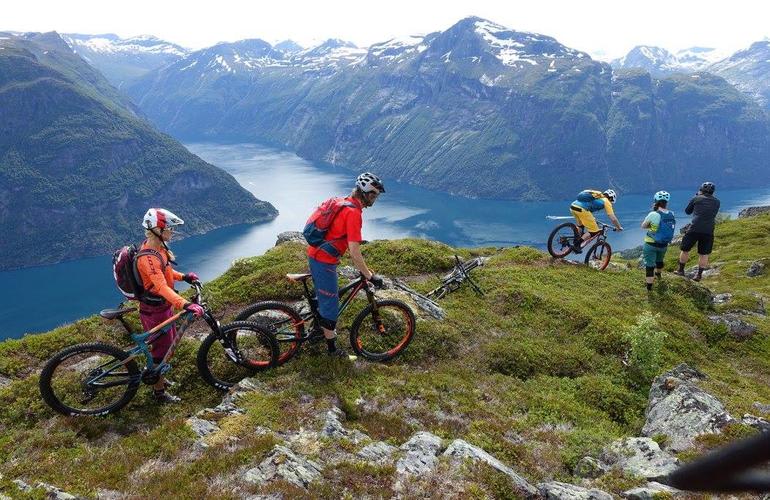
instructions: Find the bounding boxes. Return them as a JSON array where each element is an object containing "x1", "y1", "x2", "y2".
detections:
[{"x1": 236, "y1": 272, "x2": 416, "y2": 363}]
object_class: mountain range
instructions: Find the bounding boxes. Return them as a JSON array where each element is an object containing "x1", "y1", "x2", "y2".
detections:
[
  {"x1": 0, "y1": 32, "x2": 277, "y2": 271},
  {"x1": 125, "y1": 17, "x2": 770, "y2": 200}
]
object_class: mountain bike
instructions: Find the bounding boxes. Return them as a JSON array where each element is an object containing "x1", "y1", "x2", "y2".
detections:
[
  {"x1": 235, "y1": 273, "x2": 416, "y2": 364},
  {"x1": 39, "y1": 282, "x2": 279, "y2": 416},
  {"x1": 425, "y1": 255, "x2": 485, "y2": 300},
  {"x1": 547, "y1": 221, "x2": 615, "y2": 270}
]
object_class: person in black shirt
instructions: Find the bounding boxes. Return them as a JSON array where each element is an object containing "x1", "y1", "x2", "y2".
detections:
[{"x1": 674, "y1": 182, "x2": 720, "y2": 281}]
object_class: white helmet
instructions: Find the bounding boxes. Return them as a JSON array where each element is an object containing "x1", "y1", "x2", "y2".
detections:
[
  {"x1": 142, "y1": 208, "x2": 184, "y2": 230},
  {"x1": 603, "y1": 189, "x2": 617, "y2": 203},
  {"x1": 356, "y1": 172, "x2": 386, "y2": 193}
]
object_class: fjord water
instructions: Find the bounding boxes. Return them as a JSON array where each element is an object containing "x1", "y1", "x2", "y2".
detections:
[{"x1": 2, "y1": 142, "x2": 770, "y2": 340}]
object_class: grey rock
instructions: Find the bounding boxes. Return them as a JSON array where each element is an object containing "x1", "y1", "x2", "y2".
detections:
[
  {"x1": 396, "y1": 431, "x2": 443, "y2": 475},
  {"x1": 245, "y1": 495, "x2": 283, "y2": 500},
  {"x1": 392, "y1": 278, "x2": 446, "y2": 320},
  {"x1": 538, "y1": 481, "x2": 613, "y2": 500},
  {"x1": 96, "y1": 489, "x2": 123, "y2": 500},
  {"x1": 641, "y1": 364, "x2": 735, "y2": 452},
  {"x1": 321, "y1": 407, "x2": 348, "y2": 439},
  {"x1": 12, "y1": 480, "x2": 31, "y2": 492},
  {"x1": 686, "y1": 264, "x2": 720, "y2": 279},
  {"x1": 275, "y1": 231, "x2": 305, "y2": 246},
  {"x1": 443, "y1": 439, "x2": 538, "y2": 497},
  {"x1": 753, "y1": 402, "x2": 770, "y2": 415},
  {"x1": 601, "y1": 438, "x2": 679, "y2": 481},
  {"x1": 186, "y1": 417, "x2": 219, "y2": 438},
  {"x1": 319, "y1": 406, "x2": 368, "y2": 443},
  {"x1": 742, "y1": 414, "x2": 770, "y2": 432},
  {"x1": 35, "y1": 482, "x2": 78, "y2": 500},
  {"x1": 574, "y1": 456, "x2": 608, "y2": 479},
  {"x1": 357, "y1": 441, "x2": 398, "y2": 464},
  {"x1": 738, "y1": 206, "x2": 770, "y2": 218},
  {"x1": 243, "y1": 445, "x2": 323, "y2": 489},
  {"x1": 623, "y1": 481, "x2": 682, "y2": 499},
  {"x1": 0, "y1": 375, "x2": 10, "y2": 388},
  {"x1": 708, "y1": 314, "x2": 758, "y2": 339},
  {"x1": 712, "y1": 293, "x2": 733, "y2": 305},
  {"x1": 747, "y1": 260, "x2": 766, "y2": 277}
]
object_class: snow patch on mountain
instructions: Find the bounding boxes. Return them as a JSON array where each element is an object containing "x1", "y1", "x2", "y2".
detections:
[
  {"x1": 63, "y1": 34, "x2": 188, "y2": 57},
  {"x1": 473, "y1": 19, "x2": 580, "y2": 68}
]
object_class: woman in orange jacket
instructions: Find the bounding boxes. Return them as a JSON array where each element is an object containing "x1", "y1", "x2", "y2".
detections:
[{"x1": 137, "y1": 208, "x2": 203, "y2": 403}]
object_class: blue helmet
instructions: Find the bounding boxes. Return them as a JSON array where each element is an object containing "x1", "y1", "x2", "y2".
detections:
[{"x1": 654, "y1": 191, "x2": 670, "y2": 202}]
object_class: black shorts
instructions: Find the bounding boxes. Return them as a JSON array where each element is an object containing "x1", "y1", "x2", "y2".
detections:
[{"x1": 680, "y1": 232, "x2": 714, "y2": 255}]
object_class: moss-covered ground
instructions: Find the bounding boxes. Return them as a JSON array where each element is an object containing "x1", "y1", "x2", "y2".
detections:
[{"x1": 1, "y1": 219, "x2": 769, "y2": 498}]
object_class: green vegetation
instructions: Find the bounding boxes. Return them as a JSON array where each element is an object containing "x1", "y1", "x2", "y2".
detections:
[{"x1": 1, "y1": 216, "x2": 769, "y2": 497}]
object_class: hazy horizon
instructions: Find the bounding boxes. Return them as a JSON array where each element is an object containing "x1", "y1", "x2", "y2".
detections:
[{"x1": 3, "y1": 0, "x2": 769, "y2": 61}]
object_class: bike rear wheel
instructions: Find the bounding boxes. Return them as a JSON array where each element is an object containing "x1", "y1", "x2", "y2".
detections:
[
  {"x1": 350, "y1": 300, "x2": 416, "y2": 362},
  {"x1": 39, "y1": 342, "x2": 140, "y2": 416},
  {"x1": 235, "y1": 301, "x2": 304, "y2": 365},
  {"x1": 547, "y1": 223, "x2": 580, "y2": 258},
  {"x1": 197, "y1": 321, "x2": 279, "y2": 391},
  {"x1": 585, "y1": 241, "x2": 612, "y2": 270}
]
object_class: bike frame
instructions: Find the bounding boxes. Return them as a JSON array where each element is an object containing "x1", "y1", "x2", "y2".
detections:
[
  {"x1": 292, "y1": 275, "x2": 376, "y2": 336},
  {"x1": 85, "y1": 284, "x2": 231, "y2": 390}
]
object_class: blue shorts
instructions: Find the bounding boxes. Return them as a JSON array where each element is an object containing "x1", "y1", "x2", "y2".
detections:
[{"x1": 308, "y1": 257, "x2": 339, "y2": 322}]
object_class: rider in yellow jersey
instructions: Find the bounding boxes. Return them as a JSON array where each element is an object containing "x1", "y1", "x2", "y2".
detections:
[{"x1": 570, "y1": 189, "x2": 624, "y2": 252}]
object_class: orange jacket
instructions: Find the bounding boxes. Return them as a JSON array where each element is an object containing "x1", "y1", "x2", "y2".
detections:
[{"x1": 136, "y1": 241, "x2": 186, "y2": 310}]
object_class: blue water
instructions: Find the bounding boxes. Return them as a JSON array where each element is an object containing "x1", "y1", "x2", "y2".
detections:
[{"x1": 3, "y1": 142, "x2": 770, "y2": 340}]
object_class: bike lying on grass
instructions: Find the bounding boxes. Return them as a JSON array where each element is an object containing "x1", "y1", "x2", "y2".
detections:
[
  {"x1": 425, "y1": 255, "x2": 485, "y2": 300},
  {"x1": 39, "y1": 282, "x2": 279, "y2": 416},
  {"x1": 235, "y1": 273, "x2": 416, "y2": 365},
  {"x1": 547, "y1": 221, "x2": 616, "y2": 270}
]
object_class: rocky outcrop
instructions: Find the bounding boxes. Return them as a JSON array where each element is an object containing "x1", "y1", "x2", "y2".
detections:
[
  {"x1": 243, "y1": 445, "x2": 323, "y2": 489},
  {"x1": 443, "y1": 439, "x2": 538, "y2": 497},
  {"x1": 320, "y1": 407, "x2": 367, "y2": 443},
  {"x1": 741, "y1": 414, "x2": 770, "y2": 432},
  {"x1": 396, "y1": 431, "x2": 443, "y2": 475},
  {"x1": 622, "y1": 481, "x2": 682, "y2": 499},
  {"x1": 538, "y1": 481, "x2": 612, "y2": 500},
  {"x1": 0, "y1": 375, "x2": 10, "y2": 388},
  {"x1": 275, "y1": 231, "x2": 305, "y2": 246},
  {"x1": 357, "y1": 441, "x2": 398, "y2": 464},
  {"x1": 712, "y1": 293, "x2": 733, "y2": 305},
  {"x1": 747, "y1": 260, "x2": 766, "y2": 277},
  {"x1": 641, "y1": 364, "x2": 735, "y2": 451},
  {"x1": 601, "y1": 438, "x2": 679, "y2": 482},
  {"x1": 738, "y1": 206, "x2": 770, "y2": 218},
  {"x1": 574, "y1": 456, "x2": 608, "y2": 479},
  {"x1": 708, "y1": 314, "x2": 758, "y2": 339}
]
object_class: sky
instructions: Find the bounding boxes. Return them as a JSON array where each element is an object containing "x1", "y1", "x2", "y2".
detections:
[{"x1": 3, "y1": 0, "x2": 769, "y2": 60}]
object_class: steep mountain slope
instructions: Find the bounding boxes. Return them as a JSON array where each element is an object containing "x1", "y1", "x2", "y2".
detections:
[
  {"x1": 0, "y1": 33, "x2": 277, "y2": 271},
  {"x1": 62, "y1": 33, "x2": 188, "y2": 88},
  {"x1": 1, "y1": 214, "x2": 769, "y2": 497},
  {"x1": 709, "y1": 41, "x2": 770, "y2": 111},
  {"x1": 129, "y1": 17, "x2": 770, "y2": 200},
  {"x1": 611, "y1": 45, "x2": 681, "y2": 76}
]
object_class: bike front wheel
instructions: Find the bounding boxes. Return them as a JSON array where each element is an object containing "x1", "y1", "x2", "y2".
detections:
[
  {"x1": 197, "y1": 321, "x2": 279, "y2": 391},
  {"x1": 585, "y1": 241, "x2": 612, "y2": 270},
  {"x1": 350, "y1": 300, "x2": 416, "y2": 362},
  {"x1": 547, "y1": 222, "x2": 580, "y2": 258},
  {"x1": 39, "y1": 342, "x2": 140, "y2": 416}
]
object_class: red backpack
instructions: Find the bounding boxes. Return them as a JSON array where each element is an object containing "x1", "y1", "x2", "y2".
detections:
[
  {"x1": 112, "y1": 244, "x2": 166, "y2": 305},
  {"x1": 303, "y1": 197, "x2": 356, "y2": 257}
]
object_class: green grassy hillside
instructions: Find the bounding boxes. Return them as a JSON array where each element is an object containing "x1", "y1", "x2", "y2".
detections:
[{"x1": 1, "y1": 216, "x2": 769, "y2": 498}]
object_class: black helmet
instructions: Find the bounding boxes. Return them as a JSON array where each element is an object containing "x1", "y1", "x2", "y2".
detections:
[{"x1": 700, "y1": 182, "x2": 715, "y2": 195}]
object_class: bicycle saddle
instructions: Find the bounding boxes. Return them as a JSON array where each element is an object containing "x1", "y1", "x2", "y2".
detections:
[
  {"x1": 99, "y1": 307, "x2": 137, "y2": 320},
  {"x1": 286, "y1": 273, "x2": 312, "y2": 282}
]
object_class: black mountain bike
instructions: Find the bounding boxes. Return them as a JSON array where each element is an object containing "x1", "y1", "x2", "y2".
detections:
[
  {"x1": 426, "y1": 255, "x2": 485, "y2": 300},
  {"x1": 235, "y1": 273, "x2": 416, "y2": 364},
  {"x1": 39, "y1": 282, "x2": 279, "y2": 416},
  {"x1": 547, "y1": 221, "x2": 615, "y2": 270}
]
